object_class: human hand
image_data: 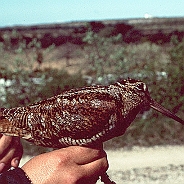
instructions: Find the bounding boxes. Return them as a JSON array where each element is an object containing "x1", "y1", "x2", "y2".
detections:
[
  {"x1": 0, "y1": 134, "x2": 23, "y2": 173},
  {"x1": 22, "y1": 146, "x2": 108, "y2": 184}
]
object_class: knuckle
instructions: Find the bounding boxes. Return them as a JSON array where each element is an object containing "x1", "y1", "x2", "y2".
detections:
[
  {"x1": 102, "y1": 157, "x2": 109, "y2": 172},
  {"x1": 54, "y1": 151, "x2": 72, "y2": 167},
  {"x1": 4, "y1": 136, "x2": 13, "y2": 145}
]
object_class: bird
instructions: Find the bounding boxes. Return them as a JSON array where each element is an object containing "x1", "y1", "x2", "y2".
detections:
[{"x1": 0, "y1": 78, "x2": 184, "y2": 184}]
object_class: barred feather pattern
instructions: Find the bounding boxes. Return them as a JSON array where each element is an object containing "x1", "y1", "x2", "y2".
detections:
[
  {"x1": 1, "y1": 79, "x2": 184, "y2": 184},
  {"x1": 0, "y1": 79, "x2": 150, "y2": 148}
]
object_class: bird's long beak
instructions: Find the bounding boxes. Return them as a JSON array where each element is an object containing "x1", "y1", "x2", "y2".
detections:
[{"x1": 150, "y1": 99, "x2": 184, "y2": 125}]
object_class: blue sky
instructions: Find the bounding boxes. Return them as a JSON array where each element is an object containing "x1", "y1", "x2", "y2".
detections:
[{"x1": 1, "y1": 0, "x2": 184, "y2": 27}]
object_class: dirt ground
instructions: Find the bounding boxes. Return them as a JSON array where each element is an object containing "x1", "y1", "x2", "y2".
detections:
[{"x1": 20, "y1": 145, "x2": 184, "y2": 184}]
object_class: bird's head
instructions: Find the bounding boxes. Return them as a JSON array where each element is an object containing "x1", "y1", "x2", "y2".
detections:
[{"x1": 117, "y1": 78, "x2": 184, "y2": 125}]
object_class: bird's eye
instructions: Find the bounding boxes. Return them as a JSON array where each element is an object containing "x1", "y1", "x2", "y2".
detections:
[{"x1": 136, "y1": 83, "x2": 147, "y2": 91}]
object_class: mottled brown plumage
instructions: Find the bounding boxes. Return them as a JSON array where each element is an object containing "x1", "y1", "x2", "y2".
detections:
[
  {"x1": 0, "y1": 78, "x2": 184, "y2": 184},
  {"x1": 0, "y1": 79, "x2": 149, "y2": 147}
]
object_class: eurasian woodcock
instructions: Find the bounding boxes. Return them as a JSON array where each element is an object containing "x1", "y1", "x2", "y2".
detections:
[{"x1": 0, "y1": 78, "x2": 184, "y2": 184}]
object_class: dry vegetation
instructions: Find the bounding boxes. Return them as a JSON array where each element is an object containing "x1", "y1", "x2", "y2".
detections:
[{"x1": 0, "y1": 18, "x2": 184, "y2": 154}]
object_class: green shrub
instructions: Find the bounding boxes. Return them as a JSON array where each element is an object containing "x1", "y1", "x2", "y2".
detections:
[
  {"x1": 0, "y1": 38, "x2": 87, "y2": 155},
  {"x1": 83, "y1": 30, "x2": 184, "y2": 148},
  {"x1": 1, "y1": 30, "x2": 184, "y2": 151}
]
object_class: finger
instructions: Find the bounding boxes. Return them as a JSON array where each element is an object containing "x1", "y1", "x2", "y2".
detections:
[
  {"x1": 0, "y1": 163, "x2": 6, "y2": 173},
  {"x1": 0, "y1": 137, "x2": 23, "y2": 172},
  {"x1": 84, "y1": 156, "x2": 108, "y2": 175},
  {"x1": 10, "y1": 137, "x2": 23, "y2": 167},
  {"x1": 78, "y1": 156, "x2": 109, "y2": 183},
  {"x1": 11, "y1": 157, "x2": 21, "y2": 168},
  {"x1": 66, "y1": 146, "x2": 106, "y2": 165},
  {"x1": 2, "y1": 137, "x2": 23, "y2": 164},
  {"x1": 0, "y1": 148, "x2": 20, "y2": 172},
  {"x1": 0, "y1": 135, "x2": 13, "y2": 156}
]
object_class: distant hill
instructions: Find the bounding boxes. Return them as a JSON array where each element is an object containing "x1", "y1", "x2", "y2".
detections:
[{"x1": 1, "y1": 17, "x2": 184, "y2": 48}]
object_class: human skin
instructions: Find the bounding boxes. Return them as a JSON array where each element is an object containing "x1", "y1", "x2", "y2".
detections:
[
  {"x1": 0, "y1": 134, "x2": 108, "y2": 184},
  {"x1": 22, "y1": 146, "x2": 108, "y2": 184},
  {"x1": 0, "y1": 134, "x2": 23, "y2": 172}
]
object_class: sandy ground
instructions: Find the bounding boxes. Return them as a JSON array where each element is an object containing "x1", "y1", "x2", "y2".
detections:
[
  {"x1": 105, "y1": 145, "x2": 184, "y2": 184},
  {"x1": 20, "y1": 145, "x2": 184, "y2": 184},
  {"x1": 107, "y1": 145, "x2": 184, "y2": 170}
]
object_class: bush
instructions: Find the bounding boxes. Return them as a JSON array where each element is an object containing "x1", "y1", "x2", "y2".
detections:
[
  {"x1": 1, "y1": 30, "x2": 184, "y2": 151},
  {"x1": 83, "y1": 30, "x2": 184, "y2": 149},
  {"x1": 0, "y1": 39, "x2": 87, "y2": 155},
  {"x1": 105, "y1": 38, "x2": 184, "y2": 149}
]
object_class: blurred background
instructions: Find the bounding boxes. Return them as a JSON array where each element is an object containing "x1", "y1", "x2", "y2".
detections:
[{"x1": 0, "y1": 0, "x2": 184, "y2": 155}]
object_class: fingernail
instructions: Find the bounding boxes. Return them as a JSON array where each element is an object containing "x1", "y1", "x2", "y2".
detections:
[
  {"x1": 0, "y1": 163, "x2": 5, "y2": 172},
  {"x1": 14, "y1": 159, "x2": 19, "y2": 167}
]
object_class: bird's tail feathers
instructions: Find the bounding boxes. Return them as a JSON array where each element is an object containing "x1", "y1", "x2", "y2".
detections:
[{"x1": 0, "y1": 108, "x2": 30, "y2": 138}]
